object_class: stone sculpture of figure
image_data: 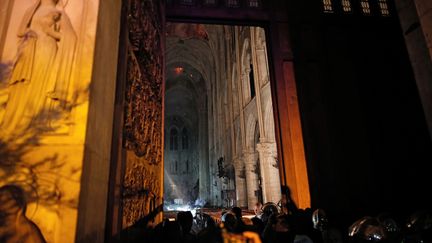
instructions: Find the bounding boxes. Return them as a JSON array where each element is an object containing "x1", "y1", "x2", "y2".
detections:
[
  {"x1": 0, "y1": 184, "x2": 47, "y2": 243},
  {"x1": 0, "y1": 0, "x2": 76, "y2": 137}
]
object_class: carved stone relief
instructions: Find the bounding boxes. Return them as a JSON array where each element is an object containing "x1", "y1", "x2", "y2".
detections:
[
  {"x1": 1, "y1": 0, "x2": 77, "y2": 138},
  {"x1": 122, "y1": 153, "x2": 161, "y2": 227},
  {"x1": 124, "y1": 0, "x2": 163, "y2": 160},
  {"x1": 122, "y1": 0, "x2": 164, "y2": 227},
  {"x1": 0, "y1": 0, "x2": 100, "y2": 242}
]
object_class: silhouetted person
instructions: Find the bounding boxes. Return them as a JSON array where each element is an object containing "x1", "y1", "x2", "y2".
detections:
[
  {"x1": 221, "y1": 212, "x2": 239, "y2": 233},
  {"x1": 155, "y1": 218, "x2": 183, "y2": 243},
  {"x1": 262, "y1": 213, "x2": 296, "y2": 243},
  {"x1": 230, "y1": 206, "x2": 246, "y2": 232},
  {"x1": 177, "y1": 211, "x2": 198, "y2": 243},
  {"x1": 312, "y1": 208, "x2": 343, "y2": 243},
  {"x1": 113, "y1": 203, "x2": 163, "y2": 242},
  {"x1": 279, "y1": 185, "x2": 298, "y2": 215},
  {"x1": 231, "y1": 206, "x2": 243, "y2": 221},
  {"x1": 294, "y1": 208, "x2": 316, "y2": 243},
  {"x1": 0, "y1": 184, "x2": 46, "y2": 243},
  {"x1": 261, "y1": 202, "x2": 280, "y2": 226},
  {"x1": 197, "y1": 214, "x2": 222, "y2": 243},
  {"x1": 251, "y1": 216, "x2": 265, "y2": 235}
]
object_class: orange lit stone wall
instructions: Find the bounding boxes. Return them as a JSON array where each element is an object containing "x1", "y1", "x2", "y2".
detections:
[{"x1": 0, "y1": 1, "x2": 100, "y2": 242}]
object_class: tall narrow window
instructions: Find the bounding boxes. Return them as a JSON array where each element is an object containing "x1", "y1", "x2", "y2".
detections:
[
  {"x1": 248, "y1": 0, "x2": 260, "y2": 8},
  {"x1": 378, "y1": 0, "x2": 390, "y2": 16},
  {"x1": 249, "y1": 64, "x2": 256, "y2": 99},
  {"x1": 360, "y1": 0, "x2": 371, "y2": 15},
  {"x1": 175, "y1": 161, "x2": 178, "y2": 173},
  {"x1": 170, "y1": 128, "x2": 178, "y2": 150},
  {"x1": 186, "y1": 160, "x2": 189, "y2": 173},
  {"x1": 341, "y1": 0, "x2": 352, "y2": 13},
  {"x1": 226, "y1": 0, "x2": 240, "y2": 8},
  {"x1": 182, "y1": 128, "x2": 189, "y2": 150},
  {"x1": 323, "y1": 0, "x2": 333, "y2": 13}
]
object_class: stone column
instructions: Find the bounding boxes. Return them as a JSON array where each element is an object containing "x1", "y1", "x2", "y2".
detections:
[
  {"x1": 243, "y1": 151, "x2": 259, "y2": 209},
  {"x1": 198, "y1": 106, "x2": 210, "y2": 202},
  {"x1": 256, "y1": 142, "x2": 281, "y2": 204},
  {"x1": 233, "y1": 158, "x2": 247, "y2": 207}
]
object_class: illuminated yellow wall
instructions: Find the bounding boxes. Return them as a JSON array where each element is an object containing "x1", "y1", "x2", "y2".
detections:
[{"x1": 0, "y1": 0, "x2": 100, "y2": 242}]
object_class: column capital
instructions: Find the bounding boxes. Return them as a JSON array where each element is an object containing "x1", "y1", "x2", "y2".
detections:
[
  {"x1": 242, "y1": 148, "x2": 257, "y2": 158},
  {"x1": 256, "y1": 142, "x2": 277, "y2": 155}
]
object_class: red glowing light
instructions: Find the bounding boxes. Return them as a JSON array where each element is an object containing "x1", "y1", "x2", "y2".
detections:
[{"x1": 174, "y1": 67, "x2": 184, "y2": 74}]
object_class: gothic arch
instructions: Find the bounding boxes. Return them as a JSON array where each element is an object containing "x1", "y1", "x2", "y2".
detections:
[{"x1": 166, "y1": 38, "x2": 215, "y2": 92}]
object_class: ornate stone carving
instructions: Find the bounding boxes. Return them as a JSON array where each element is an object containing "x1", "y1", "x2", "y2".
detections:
[
  {"x1": 124, "y1": 0, "x2": 163, "y2": 161},
  {"x1": 121, "y1": 0, "x2": 164, "y2": 227},
  {"x1": 122, "y1": 158, "x2": 160, "y2": 227},
  {"x1": 1, "y1": 0, "x2": 77, "y2": 137},
  {"x1": 256, "y1": 142, "x2": 277, "y2": 157}
]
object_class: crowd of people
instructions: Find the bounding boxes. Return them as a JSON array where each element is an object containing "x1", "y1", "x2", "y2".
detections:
[
  {"x1": 1, "y1": 184, "x2": 431, "y2": 243},
  {"x1": 113, "y1": 186, "x2": 432, "y2": 243}
]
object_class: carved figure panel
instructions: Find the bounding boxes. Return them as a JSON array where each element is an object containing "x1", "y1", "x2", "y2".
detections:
[
  {"x1": 122, "y1": 0, "x2": 164, "y2": 227},
  {"x1": 124, "y1": 0, "x2": 163, "y2": 160},
  {"x1": 1, "y1": 0, "x2": 77, "y2": 138},
  {"x1": 0, "y1": 0, "x2": 100, "y2": 242},
  {"x1": 122, "y1": 152, "x2": 161, "y2": 227}
]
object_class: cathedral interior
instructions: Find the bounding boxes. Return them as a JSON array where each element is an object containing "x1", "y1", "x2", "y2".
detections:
[
  {"x1": 0, "y1": 0, "x2": 432, "y2": 242},
  {"x1": 164, "y1": 23, "x2": 282, "y2": 210}
]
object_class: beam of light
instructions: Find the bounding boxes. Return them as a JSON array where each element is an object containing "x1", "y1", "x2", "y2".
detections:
[{"x1": 163, "y1": 171, "x2": 206, "y2": 218}]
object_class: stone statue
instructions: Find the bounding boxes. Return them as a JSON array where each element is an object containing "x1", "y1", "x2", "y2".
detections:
[
  {"x1": 0, "y1": 0, "x2": 77, "y2": 137},
  {"x1": 0, "y1": 184, "x2": 47, "y2": 243}
]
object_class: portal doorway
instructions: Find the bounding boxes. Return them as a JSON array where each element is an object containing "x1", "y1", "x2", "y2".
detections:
[{"x1": 103, "y1": 1, "x2": 311, "y2": 240}]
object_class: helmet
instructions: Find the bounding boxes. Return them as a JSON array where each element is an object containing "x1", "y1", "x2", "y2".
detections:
[
  {"x1": 262, "y1": 202, "x2": 280, "y2": 216},
  {"x1": 312, "y1": 208, "x2": 328, "y2": 231},
  {"x1": 348, "y1": 216, "x2": 387, "y2": 242},
  {"x1": 406, "y1": 210, "x2": 432, "y2": 232}
]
